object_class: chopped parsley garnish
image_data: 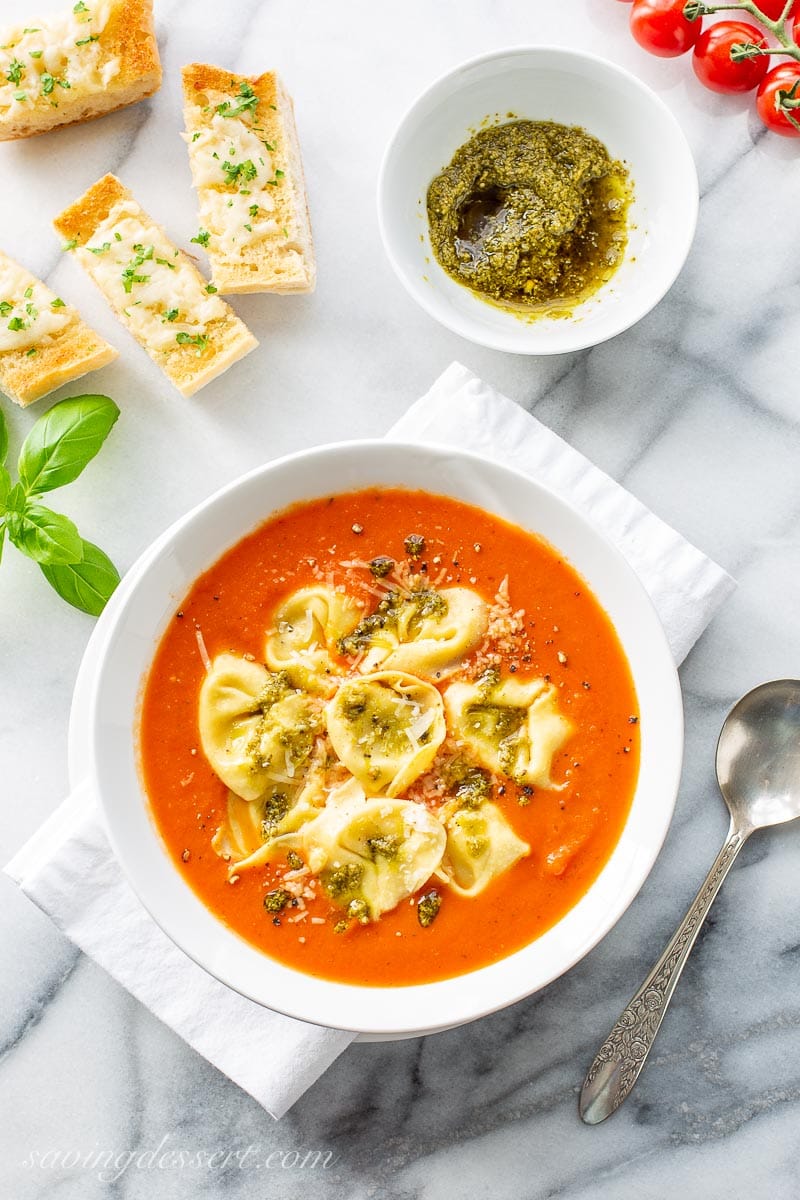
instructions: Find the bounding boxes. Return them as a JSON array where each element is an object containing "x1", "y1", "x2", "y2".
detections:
[
  {"x1": 0, "y1": 302, "x2": 12, "y2": 317},
  {"x1": 275, "y1": 168, "x2": 284, "y2": 178},
  {"x1": 263, "y1": 140, "x2": 275, "y2": 152},
  {"x1": 29, "y1": 50, "x2": 42, "y2": 59},
  {"x1": 221, "y1": 158, "x2": 258, "y2": 188},
  {"x1": 26, "y1": 347, "x2": 37, "y2": 357},
  {"x1": 23, "y1": 28, "x2": 41, "y2": 34},
  {"x1": 23, "y1": 287, "x2": 32, "y2": 299},
  {"x1": 205, "y1": 283, "x2": 217, "y2": 294},
  {"x1": 215, "y1": 80, "x2": 258, "y2": 120},
  {"x1": 75, "y1": 34, "x2": 99, "y2": 46},
  {"x1": 243, "y1": 223, "x2": 252, "y2": 233},
  {"x1": 175, "y1": 331, "x2": 208, "y2": 355},
  {"x1": 191, "y1": 131, "x2": 201, "y2": 142},
  {"x1": 57, "y1": 78, "x2": 71, "y2": 89},
  {"x1": 14, "y1": 92, "x2": 27, "y2": 103},
  {"x1": 41, "y1": 73, "x2": 55, "y2": 95},
  {"x1": 5, "y1": 59, "x2": 24, "y2": 85},
  {"x1": 74, "y1": 1, "x2": 89, "y2": 11},
  {"x1": 51, "y1": 298, "x2": 66, "y2": 308},
  {"x1": 162, "y1": 308, "x2": 179, "y2": 323},
  {"x1": 114, "y1": 231, "x2": 122, "y2": 241},
  {"x1": 156, "y1": 256, "x2": 176, "y2": 269},
  {"x1": 88, "y1": 242, "x2": 111, "y2": 254},
  {"x1": 62, "y1": 239, "x2": 77, "y2": 251},
  {"x1": 249, "y1": 204, "x2": 260, "y2": 218},
  {"x1": 8, "y1": 317, "x2": 26, "y2": 332},
  {"x1": 121, "y1": 246, "x2": 153, "y2": 294},
  {"x1": 190, "y1": 229, "x2": 210, "y2": 248}
]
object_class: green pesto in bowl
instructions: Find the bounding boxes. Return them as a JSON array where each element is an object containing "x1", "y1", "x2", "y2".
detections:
[{"x1": 426, "y1": 119, "x2": 632, "y2": 318}]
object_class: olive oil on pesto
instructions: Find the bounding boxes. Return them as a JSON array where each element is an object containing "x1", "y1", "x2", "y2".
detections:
[{"x1": 426, "y1": 119, "x2": 632, "y2": 317}]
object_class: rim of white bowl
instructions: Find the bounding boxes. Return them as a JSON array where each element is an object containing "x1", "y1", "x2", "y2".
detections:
[
  {"x1": 86, "y1": 440, "x2": 683, "y2": 1034},
  {"x1": 377, "y1": 44, "x2": 699, "y2": 355}
]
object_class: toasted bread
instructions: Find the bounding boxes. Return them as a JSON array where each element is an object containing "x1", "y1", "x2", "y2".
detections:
[
  {"x1": 53, "y1": 174, "x2": 258, "y2": 398},
  {"x1": 0, "y1": 250, "x2": 117, "y2": 407},
  {"x1": 0, "y1": 0, "x2": 161, "y2": 142},
  {"x1": 182, "y1": 63, "x2": 315, "y2": 295}
]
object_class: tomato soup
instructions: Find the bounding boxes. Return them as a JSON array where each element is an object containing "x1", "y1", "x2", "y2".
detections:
[{"x1": 139, "y1": 488, "x2": 639, "y2": 986}]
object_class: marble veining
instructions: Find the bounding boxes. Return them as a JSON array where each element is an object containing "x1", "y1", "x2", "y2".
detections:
[{"x1": 2, "y1": 0, "x2": 800, "y2": 1196}]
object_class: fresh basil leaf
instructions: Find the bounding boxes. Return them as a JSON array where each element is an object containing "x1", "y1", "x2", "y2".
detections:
[
  {"x1": 8, "y1": 503, "x2": 83, "y2": 564},
  {"x1": 0, "y1": 406, "x2": 7, "y2": 467},
  {"x1": 5, "y1": 481, "x2": 27, "y2": 514},
  {"x1": 18, "y1": 394, "x2": 119, "y2": 495},
  {"x1": 40, "y1": 538, "x2": 120, "y2": 615},
  {"x1": 0, "y1": 465, "x2": 10, "y2": 511}
]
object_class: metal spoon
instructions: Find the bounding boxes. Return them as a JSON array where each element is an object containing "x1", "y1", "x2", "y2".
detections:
[{"x1": 580, "y1": 678, "x2": 800, "y2": 1125}]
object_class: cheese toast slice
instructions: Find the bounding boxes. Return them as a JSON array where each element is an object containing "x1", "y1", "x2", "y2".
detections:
[
  {"x1": 53, "y1": 174, "x2": 258, "y2": 398},
  {"x1": 0, "y1": 0, "x2": 161, "y2": 142},
  {"x1": 0, "y1": 250, "x2": 117, "y2": 407},
  {"x1": 182, "y1": 63, "x2": 316, "y2": 295}
]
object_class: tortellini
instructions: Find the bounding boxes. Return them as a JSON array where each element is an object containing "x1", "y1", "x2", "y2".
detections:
[
  {"x1": 265, "y1": 586, "x2": 362, "y2": 696},
  {"x1": 211, "y1": 754, "x2": 328, "y2": 871},
  {"x1": 436, "y1": 801, "x2": 530, "y2": 897},
  {"x1": 342, "y1": 586, "x2": 488, "y2": 679},
  {"x1": 325, "y1": 670, "x2": 446, "y2": 796},
  {"x1": 272, "y1": 778, "x2": 447, "y2": 920},
  {"x1": 198, "y1": 652, "x2": 323, "y2": 802},
  {"x1": 444, "y1": 675, "x2": 573, "y2": 789}
]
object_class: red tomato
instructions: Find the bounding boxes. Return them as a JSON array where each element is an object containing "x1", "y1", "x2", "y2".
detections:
[
  {"x1": 756, "y1": 62, "x2": 800, "y2": 135},
  {"x1": 630, "y1": 0, "x2": 702, "y2": 57},
  {"x1": 692, "y1": 21, "x2": 769, "y2": 93},
  {"x1": 754, "y1": 0, "x2": 797, "y2": 20}
]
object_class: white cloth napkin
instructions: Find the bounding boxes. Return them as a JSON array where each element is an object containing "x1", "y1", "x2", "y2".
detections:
[{"x1": 4, "y1": 362, "x2": 735, "y2": 1118}]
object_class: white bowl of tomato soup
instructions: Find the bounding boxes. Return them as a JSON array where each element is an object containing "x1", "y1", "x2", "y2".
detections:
[
  {"x1": 378, "y1": 46, "x2": 699, "y2": 355},
  {"x1": 84, "y1": 442, "x2": 682, "y2": 1035}
]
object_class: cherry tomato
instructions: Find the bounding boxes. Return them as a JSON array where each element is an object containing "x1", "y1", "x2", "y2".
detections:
[
  {"x1": 754, "y1": 0, "x2": 797, "y2": 21},
  {"x1": 629, "y1": 0, "x2": 702, "y2": 57},
  {"x1": 692, "y1": 21, "x2": 769, "y2": 93},
  {"x1": 756, "y1": 62, "x2": 800, "y2": 135}
]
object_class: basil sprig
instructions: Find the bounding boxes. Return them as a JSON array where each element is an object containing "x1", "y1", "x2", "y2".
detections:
[{"x1": 0, "y1": 395, "x2": 121, "y2": 615}]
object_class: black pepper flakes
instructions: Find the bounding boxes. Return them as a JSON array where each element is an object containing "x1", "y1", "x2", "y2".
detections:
[{"x1": 629, "y1": 715, "x2": 639, "y2": 724}]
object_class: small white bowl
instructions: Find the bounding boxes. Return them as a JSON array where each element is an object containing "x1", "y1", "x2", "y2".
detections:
[
  {"x1": 79, "y1": 441, "x2": 683, "y2": 1036},
  {"x1": 377, "y1": 46, "x2": 698, "y2": 354}
]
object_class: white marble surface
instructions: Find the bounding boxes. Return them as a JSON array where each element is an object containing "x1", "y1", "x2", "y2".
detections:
[{"x1": 2, "y1": 0, "x2": 800, "y2": 1195}]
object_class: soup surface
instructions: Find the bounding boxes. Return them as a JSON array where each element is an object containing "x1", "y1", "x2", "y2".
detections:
[{"x1": 139, "y1": 488, "x2": 639, "y2": 986}]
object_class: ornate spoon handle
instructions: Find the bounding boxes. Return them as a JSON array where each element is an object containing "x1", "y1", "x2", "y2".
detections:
[{"x1": 579, "y1": 820, "x2": 751, "y2": 1124}]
